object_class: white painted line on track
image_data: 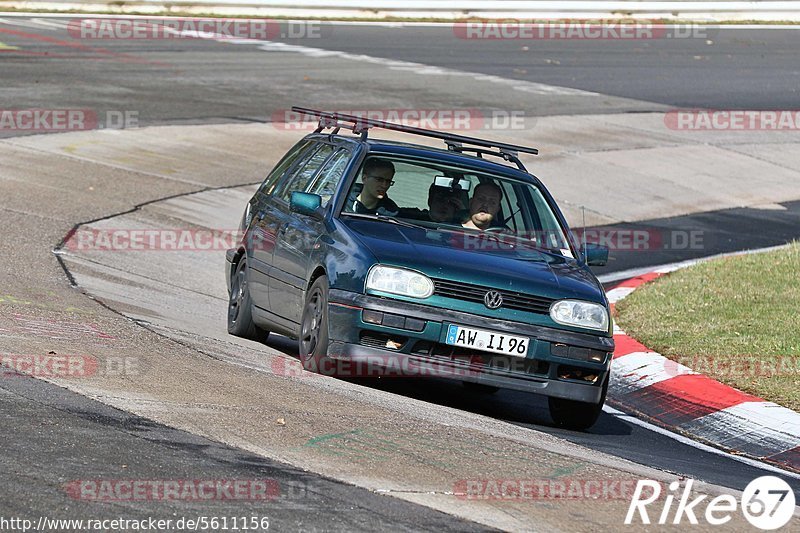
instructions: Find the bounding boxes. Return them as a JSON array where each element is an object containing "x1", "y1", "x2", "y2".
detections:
[
  {"x1": 603, "y1": 404, "x2": 800, "y2": 480},
  {"x1": 0, "y1": 16, "x2": 72, "y2": 30},
  {"x1": 240, "y1": 39, "x2": 597, "y2": 96},
  {"x1": 0, "y1": 13, "x2": 604, "y2": 97},
  {"x1": 0, "y1": 16, "x2": 62, "y2": 29},
  {"x1": 29, "y1": 17, "x2": 72, "y2": 29}
]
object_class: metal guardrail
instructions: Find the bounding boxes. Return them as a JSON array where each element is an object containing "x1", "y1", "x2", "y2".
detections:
[{"x1": 3, "y1": 0, "x2": 800, "y2": 20}]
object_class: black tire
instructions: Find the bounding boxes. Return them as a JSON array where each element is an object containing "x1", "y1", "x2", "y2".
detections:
[
  {"x1": 548, "y1": 373, "x2": 609, "y2": 431},
  {"x1": 227, "y1": 257, "x2": 269, "y2": 342},
  {"x1": 298, "y1": 276, "x2": 331, "y2": 373},
  {"x1": 462, "y1": 381, "x2": 500, "y2": 394}
]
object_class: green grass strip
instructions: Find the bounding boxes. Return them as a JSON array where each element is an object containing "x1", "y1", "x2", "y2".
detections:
[{"x1": 616, "y1": 242, "x2": 800, "y2": 411}]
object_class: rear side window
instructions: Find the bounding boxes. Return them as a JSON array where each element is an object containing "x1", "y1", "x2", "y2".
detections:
[
  {"x1": 384, "y1": 161, "x2": 444, "y2": 208},
  {"x1": 276, "y1": 144, "x2": 335, "y2": 202},
  {"x1": 258, "y1": 140, "x2": 313, "y2": 198}
]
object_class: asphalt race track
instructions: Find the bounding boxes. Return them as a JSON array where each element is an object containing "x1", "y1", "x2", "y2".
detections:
[{"x1": 1, "y1": 15, "x2": 799, "y2": 531}]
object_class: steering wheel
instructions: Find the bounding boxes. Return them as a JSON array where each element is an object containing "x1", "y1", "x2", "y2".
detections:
[{"x1": 483, "y1": 227, "x2": 511, "y2": 234}]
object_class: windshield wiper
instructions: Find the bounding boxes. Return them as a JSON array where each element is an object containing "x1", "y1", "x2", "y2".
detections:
[{"x1": 342, "y1": 212, "x2": 427, "y2": 230}]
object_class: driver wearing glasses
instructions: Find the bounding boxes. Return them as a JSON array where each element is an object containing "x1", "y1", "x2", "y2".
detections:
[{"x1": 346, "y1": 158, "x2": 400, "y2": 215}]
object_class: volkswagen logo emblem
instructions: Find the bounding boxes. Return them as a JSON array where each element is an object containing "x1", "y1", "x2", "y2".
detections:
[{"x1": 484, "y1": 290, "x2": 503, "y2": 309}]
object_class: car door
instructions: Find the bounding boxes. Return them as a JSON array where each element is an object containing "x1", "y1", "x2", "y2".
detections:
[
  {"x1": 268, "y1": 144, "x2": 349, "y2": 324},
  {"x1": 246, "y1": 139, "x2": 317, "y2": 309}
]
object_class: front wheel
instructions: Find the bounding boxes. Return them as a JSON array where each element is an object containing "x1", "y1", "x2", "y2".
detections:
[
  {"x1": 298, "y1": 276, "x2": 331, "y2": 373},
  {"x1": 227, "y1": 257, "x2": 269, "y2": 342},
  {"x1": 548, "y1": 373, "x2": 608, "y2": 431}
]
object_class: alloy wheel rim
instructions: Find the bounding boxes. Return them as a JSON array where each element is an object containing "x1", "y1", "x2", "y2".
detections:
[
  {"x1": 228, "y1": 268, "x2": 245, "y2": 324},
  {"x1": 301, "y1": 289, "x2": 323, "y2": 357}
]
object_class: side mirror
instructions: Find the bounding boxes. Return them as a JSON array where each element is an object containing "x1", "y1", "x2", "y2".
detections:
[
  {"x1": 290, "y1": 192, "x2": 323, "y2": 219},
  {"x1": 581, "y1": 243, "x2": 609, "y2": 266}
]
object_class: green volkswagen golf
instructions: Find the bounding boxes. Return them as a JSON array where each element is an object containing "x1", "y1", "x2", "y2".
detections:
[{"x1": 226, "y1": 108, "x2": 613, "y2": 430}]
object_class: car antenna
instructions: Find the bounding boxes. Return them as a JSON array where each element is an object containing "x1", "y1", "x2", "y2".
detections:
[{"x1": 582, "y1": 205, "x2": 587, "y2": 263}]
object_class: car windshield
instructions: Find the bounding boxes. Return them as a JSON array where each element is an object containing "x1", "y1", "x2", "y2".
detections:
[{"x1": 340, "y1": 154, "x2": 574, "y2": 257}]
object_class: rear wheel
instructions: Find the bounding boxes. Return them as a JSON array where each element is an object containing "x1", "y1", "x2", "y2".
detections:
[
  {"x1": 227, "y1": 257, "x2": 269, "y2": 342},
  {"x1": 298, "y1": 276, "x2": 331, "y2": 373},
  {"x1": 548, "y1": 373, "x2": 609, "y2": 431}
]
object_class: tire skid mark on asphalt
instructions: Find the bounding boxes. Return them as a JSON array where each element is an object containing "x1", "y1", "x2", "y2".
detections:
[
  {"x1": 6, "y1": 313, "x2": 113, "y2": 340},
  {"x1": 301, "y1": 427, "x2": 590, "y2": 473},
  {"x1": 0, "y1": 25, "x2": 166, "y2": 65},
  {"x1": 131, "y1": 20, "x2": 610, "y2": 99}
]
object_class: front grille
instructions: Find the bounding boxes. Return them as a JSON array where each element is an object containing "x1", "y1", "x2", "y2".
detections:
[
  {"x1": 432, "y1": 278, "x2": 554, "y2": 314},
  {"x1": 359, "y1": 332, "x2": 407, "y2": 350}
]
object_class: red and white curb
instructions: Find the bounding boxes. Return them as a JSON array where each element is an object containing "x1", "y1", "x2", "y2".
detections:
[{"x1": 606, "y1": 268, "x2": 800, "y2": 474}]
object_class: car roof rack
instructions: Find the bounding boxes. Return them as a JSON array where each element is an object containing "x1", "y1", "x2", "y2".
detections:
[{"x1": 291, "y1": 106, "x2": 538, "y2": 171}]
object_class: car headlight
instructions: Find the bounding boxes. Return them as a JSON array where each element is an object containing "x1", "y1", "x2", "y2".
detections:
[
  {"x1": 366, "y1": 265, "x2": 434, "y2": 299},
  {"x1": 550, "y1": 300, "x2": 609, "y2": 331}
]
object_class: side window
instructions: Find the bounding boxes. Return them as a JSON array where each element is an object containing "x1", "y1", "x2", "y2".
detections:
[
  {"x1": 307, "y1": 149, "x2": 351, "y2": 206},
  {"x1": 383, "y1": 161, "x2": 440, "y2": 209},
  {"x1": 277, "y1": 144, "x2": 335, "y2": 202},
  {"x1": 258, "y1": 140, "x2": 313, "y2": 198}
]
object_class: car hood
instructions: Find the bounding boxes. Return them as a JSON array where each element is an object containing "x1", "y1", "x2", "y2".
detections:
[{"x1": 342, "y1": 218, "x2": 605, "y2": 303}]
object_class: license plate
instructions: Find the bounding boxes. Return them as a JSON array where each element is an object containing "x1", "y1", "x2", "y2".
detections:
[{"x1": 445, "y1": 324, "x2": 529, "y2": 357}]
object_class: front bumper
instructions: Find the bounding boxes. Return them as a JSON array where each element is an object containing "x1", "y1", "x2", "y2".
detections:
[{"x1": 327, "y1": 290, "x2": 614, "y2": 404}]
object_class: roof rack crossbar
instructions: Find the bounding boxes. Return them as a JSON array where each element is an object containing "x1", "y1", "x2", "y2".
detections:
[
  {"x1": 292, "y1": 107, "x2": 539, "y2": 160},
  {"x1": 445, "y1": 144, "x2": 528, "y2": 171}
]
